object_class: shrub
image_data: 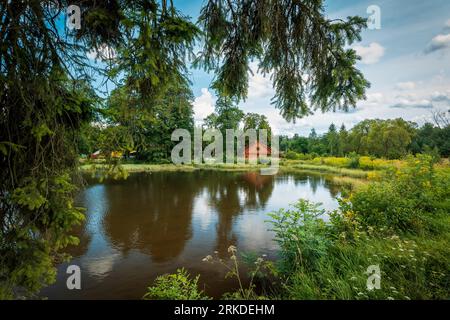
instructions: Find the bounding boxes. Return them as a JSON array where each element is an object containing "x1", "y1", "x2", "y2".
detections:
[
  {"x1": 285, "y1": 150, "x2": 299, "y2": 160},
  {"x1": 347, "y1": 152, "x2": 360, "y2": 169},
  {"x1": 268, "y1": 200, "x2": 330, "y2": 273},
  {"x1": 143, "y1": 268, "x2": 209, "y2": 300},
  {"x1": 345, "y1": 155, "x2": 449, "y2": 234}
]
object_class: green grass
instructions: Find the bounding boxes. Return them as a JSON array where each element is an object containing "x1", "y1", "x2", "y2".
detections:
[
  {"x1": 80, "y1": 163, "x2": 197, "y2": 173},
  {"x1": 280, "y1": 163, "x2": 369, "y2": 178},
  {"x1": 80, "y1": 161, "x2": 370, "y2": 178},
  {"x1": 79, "y1": 162, "x2": 268, "y2": 173}
]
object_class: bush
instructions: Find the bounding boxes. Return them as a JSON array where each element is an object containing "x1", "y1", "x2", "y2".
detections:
[
  {"x1": 345, "y1": 155, "x2": 449, "y2": 234},
  {"x1": 347, "y1": 152, "x2": 360, "y2": 169},
  {"x1": 268, "y1": 200, "x2": 330, "y2": 273},
  {"x1": 266, "y1": 155, "x2": 450, "y2": 299},
  {"x1": 143, "y1": 268, "x2": 209, "y2": 300},
  {"x1": 285, "y1": 150, "x2": 299, "y2": 160}
]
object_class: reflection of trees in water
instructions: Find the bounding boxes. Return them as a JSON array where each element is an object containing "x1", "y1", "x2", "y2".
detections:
[
  {"x1": 73, "y1": 171, "x2": 276, "y2": 262},
  {"x1": 324, "y1": 178, "x2": 341, "y2": 199},
  {"x1": 200, "y1": 171, "x2": 275, "y2": 257},
  {"x1": 288, "y1": 172, "x2": 339, "y2": 198},
  {"x1": 101, "y1": 173, "x2": 199, "y2": 262}
]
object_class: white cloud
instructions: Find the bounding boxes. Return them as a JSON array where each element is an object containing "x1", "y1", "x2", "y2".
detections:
[
  {"x1": 248, "y1": 73, "x2": 273, "y2": 99},
  {"x1": 366, "y1": 92, "x2": 385, "y2": 104},
  {"x1": 395, "y1": 81, "x2": 416, "y2": 90},
  {"x1": 87, "y1": 44, "x2": 116, "y2": 61},
  {"x1": 391, "y1": 100, "x2": 433, "y2": 109},
  {"x1": 353, "y1": 42, "x2": 385, "y2": 64},
  {"x1": 425, "y1": 33, "x2": 450, "y2": 53},
  {"x1": 247, "y1": 62, "x2": 273, "y2": 99},
  {"x1": 193, "y1": 88, "x2": 215, "y2": 123},
  {"x1": 431, "y1": 91, "x2": 450, "y2": 103}
]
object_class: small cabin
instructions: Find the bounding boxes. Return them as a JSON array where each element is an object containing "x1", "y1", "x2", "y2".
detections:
[{"x1": 244, "y1": 141, "x2": 271, "y2": 159}]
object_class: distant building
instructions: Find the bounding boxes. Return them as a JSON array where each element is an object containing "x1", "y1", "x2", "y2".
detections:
[{"x1": 244, "y1": 141, "x2": 271, "y2": 159}]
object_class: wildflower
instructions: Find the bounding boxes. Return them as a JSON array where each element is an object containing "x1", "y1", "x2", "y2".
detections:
[
  {"x1": 228, "y1": 245, "x2": 237, "y2": 254},
  {"x1": 202, "y1": 255, "x2": 213, "y2": 262}
]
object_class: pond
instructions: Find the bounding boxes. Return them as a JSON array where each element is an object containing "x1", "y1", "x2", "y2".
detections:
[{"x1": 41, "y1": 170, "x2": 343, "y2": 299}]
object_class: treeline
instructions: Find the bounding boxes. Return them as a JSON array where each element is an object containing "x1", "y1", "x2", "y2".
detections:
[
  {"x1": 79, "y1": 96, "x2": 273, "y2": 162},
  {"x1": 280, "y1": 117, "x2": 450, "y2": 159}
]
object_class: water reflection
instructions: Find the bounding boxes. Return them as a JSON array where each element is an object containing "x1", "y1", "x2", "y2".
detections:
[{"x1": 41, "y1": 171, "x2": 341, "y2": 299}]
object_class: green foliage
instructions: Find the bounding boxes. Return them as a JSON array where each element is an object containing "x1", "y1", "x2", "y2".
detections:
[
  {"x1": 196, "y1": 0, "x2": 369, "y2": 121},
  {"x1": 344, "y1": 155, "x2": 449, "y2": 234},
  {"x1": 0, "y1": 0, "x2": 198, "y2": 298},
  {"x1": 347, "y1": 152, "x2": 360, "y2": 169},
  {"x1": 285, "y1": 150, "x2": 300, "y2": 160},
  {"x1": 265, "y1": 156, "x2": 450, "y2": 299},
  {"x1": 268, "y1": 200, "x2": 329, "y2": 273},
  {"x1": 411, "y1": 121, "x2": 450, "y2": 157},
  {"x1": 204, "y1": 97, "x2": 245, "y2": 133},
  {"x1": 202, "y1": 246, "x2": 273, "y2": 300},
  {"x1": 143, "y1": 268, "x2": 209, "y2": 300},
  {"x1": 280, "y1": 118, "x2": 450, "y2": 159}
]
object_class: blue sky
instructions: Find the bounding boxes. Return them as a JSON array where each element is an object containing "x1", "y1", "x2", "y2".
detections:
[{"x1": 167, "y1": 0, "x2": 450, "y2": 135}]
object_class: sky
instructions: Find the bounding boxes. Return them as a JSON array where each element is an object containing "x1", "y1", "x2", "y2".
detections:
[{"x1": 170, "y1": 0, "x2": 450, "y2": 136}]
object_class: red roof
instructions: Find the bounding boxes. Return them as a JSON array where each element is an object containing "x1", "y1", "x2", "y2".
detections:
[{"x1": 244, "y1": 141, "x2": 271, "y2": 158}]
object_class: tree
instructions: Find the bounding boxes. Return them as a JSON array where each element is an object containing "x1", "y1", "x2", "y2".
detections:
[
  {"x1": 412, "y1": 122, "x2": 450, "y2": 157},
  {"x1": 103, "y1": 78, "x2": 195, "y2": 162},
  {"x1": 196, "y1": 0, "x2": 369, "y2": 121},
  {"x1": 325, "y1": 123, "x2": 339, "y2": 156},
  {"x1": 204, "y1": 97, "x2": 244, "y2": 134},
  {"x1": 243, "y1": 113, "x2": 272, "y2": 142},
  {"x1": 0, "y1": 0, "x2": 198, "y2": 298},
  {"x1": 337, "y1": 124, "x2": 349, "y2": 156},
  {"x1": 290, "y1": 134, "x2": 309, "y2": 154}
]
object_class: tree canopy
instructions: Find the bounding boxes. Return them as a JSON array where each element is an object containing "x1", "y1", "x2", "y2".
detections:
[
  {"x1": 281, "y1": 118, "x2": 450, "y2": 159},
  {"x1": 196, "y1": 0, "x2": 370, "y2": 121}
]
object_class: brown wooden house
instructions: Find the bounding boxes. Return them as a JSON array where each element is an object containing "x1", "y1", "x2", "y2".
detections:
[{"x1": 244, "y1": 141, "x2": 271, "y2": 159}]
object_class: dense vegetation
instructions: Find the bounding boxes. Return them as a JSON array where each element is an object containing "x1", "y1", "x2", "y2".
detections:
[
  {"x1": 145, "y1": 155, "x2": 450, "y2": 300},
  {"x1": 281, "y1": 117, "x2": 450, "y2": 160}
]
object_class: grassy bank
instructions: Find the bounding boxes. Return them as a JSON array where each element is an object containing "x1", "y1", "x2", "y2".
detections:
[
  {"x1": 79, "y1": 159, "x2": 372, "y2": 178},
  {"x1": 280, "y1": 162, "x2": 369, "y2": 178}
]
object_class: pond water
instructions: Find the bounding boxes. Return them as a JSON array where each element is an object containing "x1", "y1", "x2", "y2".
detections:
[{"x1": 41, "y1": 170, "x2": 342, "y2": 299}]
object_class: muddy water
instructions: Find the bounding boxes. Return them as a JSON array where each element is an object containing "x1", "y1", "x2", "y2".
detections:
[{"x1": 41, "y1": 171, "x2": 341, "y2": 299}]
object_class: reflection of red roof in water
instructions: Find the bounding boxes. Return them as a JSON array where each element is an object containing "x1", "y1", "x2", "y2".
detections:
[
  {"x1": 244, "y1": 141, "x2": 271, "y2": 159},
  {"x1": 242, "y1": 172, "x2": 272, "y2": 189}
]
